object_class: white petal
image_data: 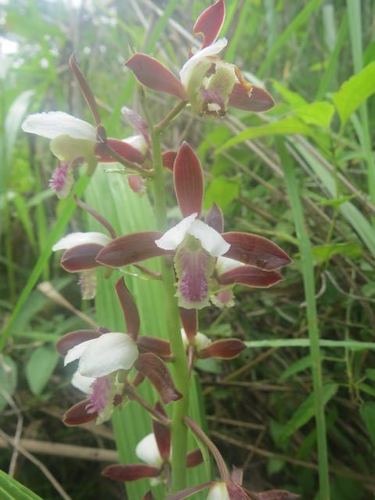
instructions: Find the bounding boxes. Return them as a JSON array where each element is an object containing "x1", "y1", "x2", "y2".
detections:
[
  {"x1": 180, "y1": 328, "x2": 189, "y2": 348},
  {"x1": 216, "y1": 256, "x2": 244, "y2": 274},
  {"x1": 52, "y1": 232, "x2": 111, "y2": 251},
  {"x1": 195, "y1": 332, "x2": 212, "y2": 351},
  {"x1": 21, "y1": 112, "x2": 96, "y2": 141},
  {"x1": 64, "y1": 338, "x2": 97, "y2": 366},
  {"x1": 188, "y1": 219, "x2": 230, "y2": 257},
  {"x1": 135, "y1": 433, "x2": 163, "y2": 467},
  {"x1": 123, "y1": 134, "x2": 147, "y2": 154},
  {"x1": 207, "y1": 482, "x2": 230, "y2": 500},
  {"x1": 71, "y1": 370, "x2": 94, "y2": 394},
  {"x1": 155, "y1": 213, "x2": 197, "y2": 250},
  {"x1": 179, "y1": 38, "x2": 227, "y2": 88},
  {"x1": 78, "y1": 332, "x2": 139, "y2": 378}
]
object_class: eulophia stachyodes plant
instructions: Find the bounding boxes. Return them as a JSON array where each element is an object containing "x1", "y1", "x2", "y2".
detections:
[{"x1": 22, "y1": 1, "x2": 298, "y2": 498}]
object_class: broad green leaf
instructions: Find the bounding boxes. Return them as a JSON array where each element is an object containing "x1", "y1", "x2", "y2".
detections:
[
  {"x1": 204, "y1": 176, "x2": 239, "y2": 210},
  {"x1": 279, "y1": 355, "x2": 311, "y2": 381},
  {"x1": 294, "y1": 101, "x2": 335, "y2": 128},
  {"x1": 332, "y1": 62, "x2": 375, "y2": 125},
  {"x1": 218, "y1": 118, "x2": 311, "y2": 153},
  {"x1": 312, "y1": 242, "x2": 362, "y2": 264},
  {"x1": 25, "y1": 346, "x2": 59, "y2": 395},
  {"x1": 279, "y1": 383, "x2": 338, "y2": 443},
  {"x1": 0, "y1": 355, "x2": 17, "y2": 413},
  {"x1": 360, "y1": 402, "x2": 375, "y2": 447},
  {"x1": 0, "y1": 470, "x2": 42, "y2": 500},
  {"x1": 272, "y1": 81, "x2": 307, "y2": 106}
]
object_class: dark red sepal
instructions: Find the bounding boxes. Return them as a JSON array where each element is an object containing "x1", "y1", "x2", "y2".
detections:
[
  {"x1": 218, "y1": 266, "x2": 282, "y2": 288},
  {"x1": 162, "y1": 150, "x2": 177, "y2": 171},
  {"x1": 206, "y1": 203, "x2": 224, "y2": 233},
  {"x1": 102, "y1": 464, "x2": 160, "y2": 482},
  {"x1": 179, "y1": 308, "x2": 198, "y2": 343},
  {"x1": 193, "y1": 0, "x2": 225, "y2": 48},
  {"x1": 199, "y1": 339, "x2": 246, "y2": 359},
  {"x1": 115, "y1": 278, "x2": 140, "y2": 339},
  {"x1": 168, "y1": 482, "x2": 213, "y2": 500},
  {"x1": 135, "y1": 353, "x2": 182, "y2": 404},
  {"x1": 137, "y1": 336, "x2": 172, "y2": 360},
  {"x1": 96, "y1": 138, "x2": 145, "y2": 164},
  {"x1": 222, "y1": 232, "x2": 291, "y2": 270},
  {"x1": 226, "y1": 482, "x2": 250, "y2": 499},
  {"x1": 252, "y1": 490, "x2": 300, "y2": 500},
  {"x1": 153, "y1": 402, "x2": 170, "y2": 461},
  {"x1": 126, "y1": 53, "x2": 187, "y2": 100},
  {"x1": 61, "y1": 244, "x2": 103, "y2": 272},
  {"x1": 229, "y1": 83, "x2": 274, "y2": 112},
  {"x1": 63, "y1": 399, "x2": 96, "y2": 426},
  {"x1": 174, "y1": 142, "x2": 204, "y2": 217},
  {"x1": 96, "y1": 232, "x2": 169, "y2": 268},
  {"x1": 56, "y1": 330, "x2": 100, "y2": 356},
  {"x1": 186, "y1": 448, "x2": 203, "y2": 468}
]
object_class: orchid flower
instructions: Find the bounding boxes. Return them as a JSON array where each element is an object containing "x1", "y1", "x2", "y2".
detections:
[
  {"x1": 57, "y1": 279, "x2": 180, "y2": 425},
  {"x1": 21, "y1": 111, "x2": 148, "y2": 197},
  {"x1": 97, "y1": 142, "x2": 290, "y2": 309},
  {"x1": 102, "y1": 403, "x2": 202, "y2": 484},
  {"x1": 53, "y1": 231, "x2": 111, "y2": 299},
  {"x1": 181, "y1": 328, "x2": 246, "y2": 361},
  {"x1": 126, "y1": 0, "x2": 274, "y2": 116}
]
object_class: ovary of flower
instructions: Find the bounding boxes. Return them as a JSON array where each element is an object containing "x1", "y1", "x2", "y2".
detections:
[
  {"x1": 155, "y1": 213, "x2": 230, "y2": 257},
  {"x1": 64, "y1": 332, "x2": 139, "y2": 378},
  {"x1": 136, "y1": 433, "x2": 164, "y2": 468}
]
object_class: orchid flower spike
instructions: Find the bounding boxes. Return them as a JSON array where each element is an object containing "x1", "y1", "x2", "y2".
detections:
[
  {"x1": 126, "y1": 0, "x2": 274, "y2": 116},
  {"x1": 97, "y1": 142, "x2": 291, "y2": 309}
]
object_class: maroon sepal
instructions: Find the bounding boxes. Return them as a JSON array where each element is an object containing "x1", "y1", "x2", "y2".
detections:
[
  {"x1": 252, "y1": 491, "x2": 300, "y2": 500},
  {"x1": 206, "y1": 203, "x2": 224, "y2": 233},
  {"x1": 96, "y1": 232, "x2": 169, "y2": 268},
  {"x1": 115, "y1": 278, "x2": 140, "y2": 339},
  {"x1": 174, "y1": 142, "x2": 204, "y2": 217},
  {"x1": 179, "y1": 308, "x2": 198, "y2": 343},
  {"x1": 63, "y1": 399, "x2": 96, "y2": 426},
  {"x1": 135, "y1": 353, "x2": 182, "y2": 404},
  {"x1": 222, "y1": 232, "x2": 291, "y2": 270},
  {"x1": 168, "y1": 482, "x2": 212, "y2": 500},
  {"x1": 132, "y1": 371, "x2": 145, "y2": 387},
  {"x1": 128, "y1": 175, "x2": 146, "y2": 194},
  {"x1": 162, "y1": 150, "x2": 177, "y2": 171},
  {"x1": 230, "y1": 467, "x2": 243, "y2": 485},
  {"x1": 61, "y1": 243, "x2": 103, "y2": 272},
  {"x1": 229, "y1": 83, "x2": 274, "y2": 112},
  {"x1": 56, "y1": 330, "x2": 100, "y2": 356},
  {"x1": 186, "y1": 448, "x2": 203, "y2": 468},
  {"x1": 199, "y1": 339, "x2": 246, "y2": 359},
  {"x1": 102, "y1": 464, "x2": 160, "y2": 482},
  {"x1": 96, "y1": 138, "x2": 145, "y2": 164},
  {"x1": 193, "y1": 0, "x2": 225, "y2": 48},
  {"x1": 218, "y1": 266, "x2": 282, "y2": 288},
  {"x1": 226, "y1": 482, "x2": 250, "y2": 499},
  {"x1": 126, "y1": 53, "x2": 187, "y2": 100},
  {"x1": 137, "y1": 336, "x2": 172, "y2": 360},
  {"x1": 153, "y1": 402, "x2": 170, "y2": 461}
]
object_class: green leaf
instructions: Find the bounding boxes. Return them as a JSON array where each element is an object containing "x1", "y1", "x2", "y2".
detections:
[
  {"x1": 312, "y1": 242, "x2": 362, "y2": 264},
  {"x1": 279, "y1": 383, "x2": 338, "y2": 443},
  {"x1": 279, "y1": 355, "x2": 311, "y2": 381},
  {"x1": 293, "y1": 101, "x2": 335, "y2": 128},
  {"x1": 360, "y1": 402, "x2": 375, "y2": 447},
  {"x1": 204, "y1": 176, "x2": 240, "y2": 210},
  {"x1": 0, "y1": 355, "x2": 17, "y2": 413},
  {"x1": 332, "y1": 62, "x2": 375, "y2": 125},
  {"x1": 25, "y1": 346, "x2": 59, "y2": 395},
  {"x1": 218, "y1": 118, "x2": 311, "y2": 153},
  {"x1": 0, "y1": 470, "x2": 42, "y2": 500}
]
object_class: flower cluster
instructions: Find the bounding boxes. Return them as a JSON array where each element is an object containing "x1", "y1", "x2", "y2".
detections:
[{"x1": 22, "y1": 1, "x2": 298, "y2": 499}]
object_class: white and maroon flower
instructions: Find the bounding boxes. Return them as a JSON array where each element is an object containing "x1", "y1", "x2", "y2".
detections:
[
  {"x1": 97, "y1": 142, "x2": 290, "y2": 309},
  {"x1": 181, "y1": 327, "x2": 245, "y2": 361},
  {"x1": 57, "y1": 279, "x2": 180, "y2": 425},
  {"x1": 102, "y1": 402, "x2": 202, "y2": 484},
  {"x1": 125, "y1": 0, "x2": 274, "y2": 116},
  {"x1": 53, "y1": 231, "x2": 111, "y2": 299}
]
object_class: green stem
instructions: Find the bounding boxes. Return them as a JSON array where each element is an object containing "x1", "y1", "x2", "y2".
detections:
[
  {"x1": 150, "y1": 126, "x2": 190, "y2": 491},
  {"x1": 278, "y1": 140, "x2": 330, "y2": 500}
]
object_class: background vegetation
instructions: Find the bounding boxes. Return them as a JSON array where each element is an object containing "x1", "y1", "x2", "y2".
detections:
[{"x1": 1, "y1": 0, "x2": 375, "y2": 499}]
